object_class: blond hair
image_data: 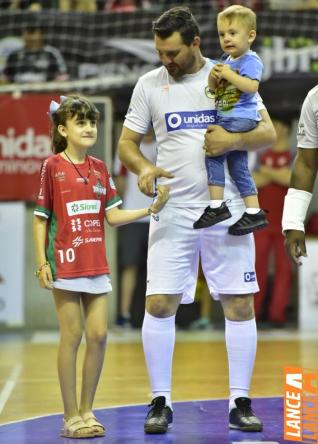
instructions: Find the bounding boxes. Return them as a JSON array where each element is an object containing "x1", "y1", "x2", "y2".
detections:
[{"x1": 218, "y1": 5, "x2": 257, "y2": 31}]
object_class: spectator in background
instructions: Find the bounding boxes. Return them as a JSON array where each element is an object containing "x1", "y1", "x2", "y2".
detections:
[
  {"x1": 0, "y1": 0, "x2": 45, "y2": 9},
  {"x1": 214, "y1": 1, "x2": 265, "y2": 11},
  {"x1": 0, "y1": 26, "x2": 69, "y2": 84},
  {"x1": 269, "y1": 0, "x2": 318, "y2": 10},
  {"x1": 253, "y1": 117, "x2": 293, "y2": 327},
  {"x1": 59, "y1": 0, "x2": 97, "y2": 12},
  {"x1": 105, "y1": 0, "x2": 151, "y2": 12},
  {"x1": 113, "y1": 129, "x2": 157, "y2": 328}
]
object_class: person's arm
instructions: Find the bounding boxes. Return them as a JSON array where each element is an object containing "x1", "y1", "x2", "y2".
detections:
[
  {"x1": 118, "y1": 126, "x2": 173, "y2": 196},
  {"x1": 33, "y1": 215, "x2": 53, "y2": 289},
  {"x1": 259, "y1": 165, "x2": 291, "y2": 186},
  {"x1": 204, "y1": 108, "x2": 276, "y2": 157},
  {"x1": 289, "y1": 148, "x2": 318, "y2": 192},
  {"x1": 218, "y1": 63, "x2": 259, "y2": 94},
  {"x1": 282, "y1": 148, "x2": 318, "y2": 265},
  {"x1": 252, "y1": 169, "x2": 271, "y2": 188},
  {"x1": 105, "y1": 184, "x2": 169, "y2": 227}
]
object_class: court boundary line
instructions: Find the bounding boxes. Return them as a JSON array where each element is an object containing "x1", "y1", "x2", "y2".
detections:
[
  {"x1": 0, "y1": 395, "x2": 282, "y2": 427},
  {"x1": 0, "y1": 364, "x2": 22, "y2": 416}
]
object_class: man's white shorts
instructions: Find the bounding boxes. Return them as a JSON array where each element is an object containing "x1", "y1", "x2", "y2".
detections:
[{"x1": 146, "y1": 205, "x2": 259, "y2": 303}]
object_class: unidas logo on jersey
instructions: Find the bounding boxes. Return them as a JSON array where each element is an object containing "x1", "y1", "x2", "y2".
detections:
[
  {"x1": 66, "y1": 200, "x2": 101, "y2": 216},
  {"x1": 165, "y1": 110, "x2": 216, "y2": 132}
]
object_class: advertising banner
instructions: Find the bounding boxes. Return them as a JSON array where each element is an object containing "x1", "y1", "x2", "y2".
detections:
[
  {"x1": 0, "y1": 94, "x2": 54, "y2": 201},
  {"x1": 0, "y1": 94, "x2": 112, "y2": 201},
  {"x1": 0, "y1": 202, "x2": 25, "y2": 326}
]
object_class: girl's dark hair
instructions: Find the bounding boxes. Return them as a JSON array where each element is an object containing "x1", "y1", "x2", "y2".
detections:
[
  {"x1": 50, "y1": 95, "x2": 100, "y2": 154},
  {"x1": 152, "y1": 6, "x2": 200, "y2": 46}
]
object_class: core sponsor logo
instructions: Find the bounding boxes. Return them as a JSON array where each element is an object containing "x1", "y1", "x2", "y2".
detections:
[
  {"x1": 66, "y1": 200, "x2": 101, "y2": 216},
  {"x1": 165, "y1": 110, "x2": 217, "y2": 132}
]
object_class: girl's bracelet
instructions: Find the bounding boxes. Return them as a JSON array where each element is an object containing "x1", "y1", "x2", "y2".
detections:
[{"x1": 34, "y1": 261, "x2": 50, "y2": 277}]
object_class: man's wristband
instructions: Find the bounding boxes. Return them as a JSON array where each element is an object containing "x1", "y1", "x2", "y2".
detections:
[
  {"x1": 282, "y1": 188, "x2": 312, "y2": 233},
  {"x1": 34, "y1": 261, "x2": 50, "y2": 277}
]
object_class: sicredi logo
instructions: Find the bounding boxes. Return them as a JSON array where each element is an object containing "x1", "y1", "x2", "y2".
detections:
[
  {"x1": 165, "y1": 110, "x2": 217, "y2": 132},
  {"x1": 66, "y1": 200, "x2": 101, "y2": 216}
]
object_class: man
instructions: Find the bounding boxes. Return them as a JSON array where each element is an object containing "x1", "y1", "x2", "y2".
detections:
[
  {"x1": 282, "y1": 86, "x2": 318, "y2": 264},
  {"x1": 1, "y1": 26, "x2": 69, "y2": 84},
  {"x1": 118, "y1": 7, "x2": 276, "y2": 434},
  {"x1": 113, "y1": 130, "x2": 157, "y2": 328}
]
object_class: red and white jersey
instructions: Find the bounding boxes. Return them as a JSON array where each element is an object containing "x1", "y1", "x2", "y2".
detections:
[{"x1": 34, "y1": 154, "x2": 122, "y2": 279}]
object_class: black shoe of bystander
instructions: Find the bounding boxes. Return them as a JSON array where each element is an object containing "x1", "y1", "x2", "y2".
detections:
[
  {"x1": 144, "y1": 396, "x2": 173, "y2": 434},
  {"x1": 229, "y1": 397, "x2": 263, "y2": 432}
]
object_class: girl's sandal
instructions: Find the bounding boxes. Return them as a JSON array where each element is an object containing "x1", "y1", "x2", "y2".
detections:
[
  {"x1": 61, "y1": 415, "x2": 95, "y2": 438},
  {"x1": 81, "y1": 412, "x2": 106, "y2": 437}
]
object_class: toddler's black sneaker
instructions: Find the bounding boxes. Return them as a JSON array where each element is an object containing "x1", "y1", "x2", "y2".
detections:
[
  {"x1": 193, "y1": 202, "x2": 232, "y2": 229},
  {"x1": 228, "y1": 209, "x2": 268, "y2": 236}
]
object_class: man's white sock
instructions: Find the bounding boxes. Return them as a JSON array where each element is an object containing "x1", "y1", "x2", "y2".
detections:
[
  {"x1": 142, "y1": 310, "x2": 175, "y2": 409},
  {"x1": 225, "y1": 318, "x2": 257, "y2": 411}
]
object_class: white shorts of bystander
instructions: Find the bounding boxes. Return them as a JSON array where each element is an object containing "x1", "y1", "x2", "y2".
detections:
[{"x1": 146, "y1": 204, "x2": 259, "y2": 303}]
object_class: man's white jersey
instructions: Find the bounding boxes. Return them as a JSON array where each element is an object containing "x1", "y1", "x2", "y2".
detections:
[
  {"x1": 297, "y1": 85, "x2": 318, "y2": 150},
  {"x1": 124, "y1": 58, "x2": 264, "y2": 207}
]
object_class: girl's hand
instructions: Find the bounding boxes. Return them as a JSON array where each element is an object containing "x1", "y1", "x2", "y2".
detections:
[
  {"x1": 149, "y1": 185, "x2": 170, "y2": 214},
  {"x1": 37, "y1": 263, "x2": 53, "y2": 290}
]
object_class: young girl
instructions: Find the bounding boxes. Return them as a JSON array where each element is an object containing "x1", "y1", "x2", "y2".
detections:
[{"x1": 33, "y1": 95, "x2": 169, "y2": 439}]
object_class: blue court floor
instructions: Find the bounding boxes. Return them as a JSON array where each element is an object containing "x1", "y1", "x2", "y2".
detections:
[{"x1": 0, "y1": 397, "x2": 296, "y2": 444}]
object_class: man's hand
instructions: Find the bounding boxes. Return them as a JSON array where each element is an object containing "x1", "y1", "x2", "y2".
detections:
[
  {"x1": 138, "y1": 165, "x2": 173, "y2": 196},
  {"x1": 284, "y1": 230, "x2": 307, "y2": 266},
  {"x1": 204, "y1": 125, "x2": 237, "y2": 157},
  {"x1": 150, "y1": 185, "x2": 170, "y2": 214}
]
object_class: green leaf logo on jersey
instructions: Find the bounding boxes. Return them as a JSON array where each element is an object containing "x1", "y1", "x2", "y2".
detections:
[{"x1": 71, "y1": 203, "x2": 79, "y2": 213}]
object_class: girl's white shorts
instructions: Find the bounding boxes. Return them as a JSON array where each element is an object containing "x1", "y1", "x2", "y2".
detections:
[{"x1": 53, "y1": 274, "x2": 112, "y2": 294}]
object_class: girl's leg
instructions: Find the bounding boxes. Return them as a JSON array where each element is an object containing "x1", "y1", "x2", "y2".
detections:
[
  {"x1": 79, "y1": 292, "x2": 108, "y2": 414},
  {"x1": 53, "y1": 288, "x2": 83, "y2": 420}
]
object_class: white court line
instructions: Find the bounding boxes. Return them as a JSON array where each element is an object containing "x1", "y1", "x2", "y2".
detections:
[{"x1": 0, "y1": 364, "x2": 22, "y2": 416}]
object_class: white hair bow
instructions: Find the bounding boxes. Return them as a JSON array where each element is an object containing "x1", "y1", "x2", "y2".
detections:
[{"x1": 48, "y1": 95, "x2": 67, "y2": 118}]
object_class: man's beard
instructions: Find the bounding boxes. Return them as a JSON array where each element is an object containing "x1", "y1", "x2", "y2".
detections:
[
  {"x1": 166, "y1": 63, "x2": 184, "y2": 79},
  {"x1": 165, "y1": 54, "x2": 196, "y2": 80}
]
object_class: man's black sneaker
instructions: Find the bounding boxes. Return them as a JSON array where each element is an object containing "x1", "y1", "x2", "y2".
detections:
[
  {"x1": 228, "y1": 209, "x2": 268, "y2": 236},
  {"x1": 144, "y1": 396, "x2": 173, "y2": 434},
  {"x1": 229, "y1": 397, "x2": 263, "y2": 432},
  {"x1": 193, "y1": 202, "x2": 232, "y2": 229}
]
